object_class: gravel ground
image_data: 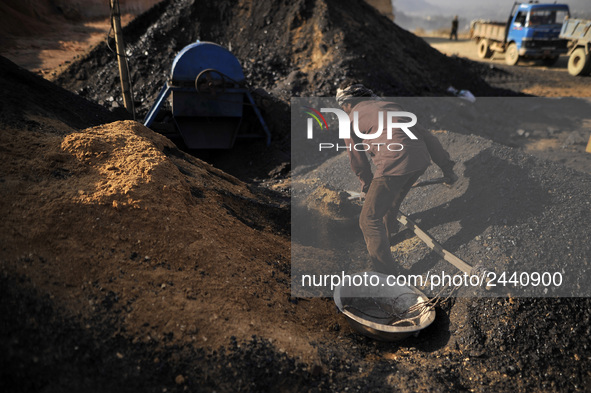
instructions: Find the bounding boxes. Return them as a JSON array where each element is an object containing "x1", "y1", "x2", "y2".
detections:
[{"x1": 1, "y1": 0, "x2": 591, "y2": 392}]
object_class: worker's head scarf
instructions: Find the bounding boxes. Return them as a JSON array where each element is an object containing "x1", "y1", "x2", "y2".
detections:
[{"x1": 336, "y1": 84, "x2": 379, "y2": 107}]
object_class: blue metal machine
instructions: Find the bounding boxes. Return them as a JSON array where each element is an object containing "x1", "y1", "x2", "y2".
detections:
[{"x1": 144, "y1": 41, "x2": 270, "y2": 149}]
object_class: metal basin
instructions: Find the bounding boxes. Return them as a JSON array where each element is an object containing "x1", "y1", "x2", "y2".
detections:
[{"x1": 333, "y1": 271, "x2": 436, "y2": 341}]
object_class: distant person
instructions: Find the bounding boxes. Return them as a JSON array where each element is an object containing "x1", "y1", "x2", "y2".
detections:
[
  {"x1": 450, "y1": 15, "x2": 459, "y2": 40},
  {"x1": 335, "y1": 83, "x2": 457, "y2": 275}
]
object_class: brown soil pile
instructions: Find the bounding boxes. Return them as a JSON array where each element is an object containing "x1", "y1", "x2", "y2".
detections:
[
  {"x1": 1, "y1": 117, "x2": 333, "y2": 356},
  {"x1": 0, "y1": 55, "x2": 342, "y2": 391},
  {"x1": 0, "y1": 69, "x2": 357, "y2": 389},
  {"x1": 0, "y1": 1, "x2": 163, "y2": 77},
  {"x1": 0, "y1": 0, "x2": 57, "y2": 39},
  {"x1": 0, "y1": 0, "x2": 163, "y2": 38}
]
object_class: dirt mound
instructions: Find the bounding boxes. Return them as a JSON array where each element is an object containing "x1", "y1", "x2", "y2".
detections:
[
  {"x1": 55, "y1": 0, "x2": 508, "y2": 119},
  {"x1": 1, "y1": 117, "x2": 307, "y2": 348},
  {"x1": 293, "y1": 129, "x2": 591, "y2": 389},
  {"x1": 0, "y1": 56, "x2": 120, "y2": 129},
  {"x1": 0, "y1": 117, "x2": 349, "y2": 390},
  {"x1": 0, "y1": 0, "x2": 57, "y2": 39},
  {"x1": 0, "y1": 0, "x2": 163, "y2": 38},
  {"x1": 0, "y1": 55, "x2": 333, "y2": 391},
  {"x1": 2, "y1": 0, "x2": 590, "y2": 391}
]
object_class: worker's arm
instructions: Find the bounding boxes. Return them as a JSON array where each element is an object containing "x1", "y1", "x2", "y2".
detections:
[{"x1": 344, "y1": 137, "x2": 373, "y2": 193}]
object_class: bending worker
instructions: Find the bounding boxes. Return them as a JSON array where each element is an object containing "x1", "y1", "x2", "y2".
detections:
[{"x1": 336, "y1": 84, "x2": 457, "y2": 275}]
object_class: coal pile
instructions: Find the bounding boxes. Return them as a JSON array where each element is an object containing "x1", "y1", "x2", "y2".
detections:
[
  {"x1": 52, "y1": 0, "x2": 516, "y2": 181},
  {"x1": 293, "y1": 129, "x2": 591, "y2": 390},
  {"x1": 52, "y1": 0, "x2": 520, "y2": 182},
  {"x1": 297, "y1": 130, "x2": 591, "y2": 291},
  {"x1": 55, "y1": 0, "x2": 508, "y2": 120}
]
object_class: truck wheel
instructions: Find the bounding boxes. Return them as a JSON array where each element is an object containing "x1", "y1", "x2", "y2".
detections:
[
  {"x1": 567, "y1": 48, "x2": 591, "y2": 76},
  {"x1": 542, "y1": 56, "x2": 559, "y2": 67},
  {"x1": 505, "y1": 43, "x2": 519, "y2": 66},
  {"x1": 477, "y1": 39, "x2": 493, "y2": 59}
]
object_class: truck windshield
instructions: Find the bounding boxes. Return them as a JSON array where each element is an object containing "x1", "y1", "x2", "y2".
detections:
[{"x1": 528, "y1": 9, "x2": 569, "y2": 26}]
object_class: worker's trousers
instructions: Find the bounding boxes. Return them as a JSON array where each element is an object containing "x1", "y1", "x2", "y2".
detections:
[{"x1": 360, "y1": 170, "x2": 424, "y2": 275}]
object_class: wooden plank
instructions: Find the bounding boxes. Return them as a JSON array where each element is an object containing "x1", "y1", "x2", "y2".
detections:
[{"x1": 397, "y1": 213, "x2": 473, "y2": 275}]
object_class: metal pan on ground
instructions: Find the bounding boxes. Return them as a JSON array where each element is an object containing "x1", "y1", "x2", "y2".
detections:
[{"x1": 333, "y1": 272, "x2": 435, "y2": 341}]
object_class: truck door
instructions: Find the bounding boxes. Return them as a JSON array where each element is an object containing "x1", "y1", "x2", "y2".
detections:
[{"x1": 508, "y1": 10, "x2": 527, "y2": 48}]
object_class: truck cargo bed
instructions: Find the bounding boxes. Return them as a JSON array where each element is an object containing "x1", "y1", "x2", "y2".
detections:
[
  {"x1": 471, "y1": 21, "x2": 507, "y2": 42},
  {"x1": 560, "y1": 18, "x2": 591, "y2": 43}
]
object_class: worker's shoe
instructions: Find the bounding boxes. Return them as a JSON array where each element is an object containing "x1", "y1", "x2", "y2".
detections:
[
  {"x1": 389, "y1": 225, "x2": 413, "y2": 246},
  {"x1": 442, "y1": 171, "x2": 458, "y2": 186},
  {"x1": 441, "y1": 163, "x2": 458, "y2": 186}
]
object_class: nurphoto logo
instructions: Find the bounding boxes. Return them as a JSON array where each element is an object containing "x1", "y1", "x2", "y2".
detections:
[{"x1": 304, "y1": 106, "x2": 419, "y2": 151}]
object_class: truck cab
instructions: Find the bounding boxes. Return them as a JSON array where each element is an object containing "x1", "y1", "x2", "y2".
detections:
[{"x1": 505, "y1": 2, "x2": 570, "y2": 65}]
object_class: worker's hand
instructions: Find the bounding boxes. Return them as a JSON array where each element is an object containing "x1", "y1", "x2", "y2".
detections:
[{"x1": 359, "y1": 191, "x2": 366, "y2": 201}]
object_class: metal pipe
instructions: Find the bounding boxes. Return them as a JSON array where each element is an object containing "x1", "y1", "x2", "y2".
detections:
[{"x1": 110, "y1": 0, "x2": 134, "y2": 118}]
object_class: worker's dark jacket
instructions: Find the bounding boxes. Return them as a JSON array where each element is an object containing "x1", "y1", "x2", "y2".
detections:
[{"x1": 344, "y1": 100, "x2": 451, "y2": 192}]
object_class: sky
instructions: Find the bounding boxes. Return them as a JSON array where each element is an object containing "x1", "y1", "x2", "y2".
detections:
[
  {"x1": 394, "y1": 0, "x2": 590, "y2": 19},
  {"x1": 391, "y1": 0, "x2": 591, "y2": 32}
]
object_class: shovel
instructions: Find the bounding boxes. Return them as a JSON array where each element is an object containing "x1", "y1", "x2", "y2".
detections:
[{"x1": 346, "y1": 177, "x2": 452, "y2": 201}]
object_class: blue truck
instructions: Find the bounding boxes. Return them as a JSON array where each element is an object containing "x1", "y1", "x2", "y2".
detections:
[{"x1": 471, "y1": 2, "x2": 570, "y2": 66}]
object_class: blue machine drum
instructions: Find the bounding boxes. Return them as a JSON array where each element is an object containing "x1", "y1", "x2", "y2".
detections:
[
  {"x1": 170, "y1": 41, "x2": 245, "y2": 84},
  {"x1": 144, "y1": 40, "x2": 269, "y2": 149},
  {"x1": 170, "y1": 41, "x2": 246, "y2": 149}
]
